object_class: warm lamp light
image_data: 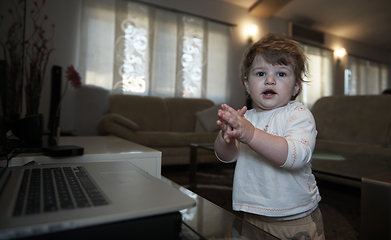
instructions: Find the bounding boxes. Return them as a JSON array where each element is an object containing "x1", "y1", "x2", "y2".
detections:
[
  {"x1": 335, "y1": 48, "x2": 347, "y2": 58},
  {"x1": 247, "y1": 24, "x2": 258, "y2": 42}
]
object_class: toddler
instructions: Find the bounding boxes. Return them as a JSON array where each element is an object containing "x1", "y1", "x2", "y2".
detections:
[{"x1": 214, "y1": 33, "x2": 324, "y2": 240}]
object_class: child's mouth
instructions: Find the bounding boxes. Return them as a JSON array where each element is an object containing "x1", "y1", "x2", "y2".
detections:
[{"x1": 262, "y1": 90, "x2": 276, "y2": 96}]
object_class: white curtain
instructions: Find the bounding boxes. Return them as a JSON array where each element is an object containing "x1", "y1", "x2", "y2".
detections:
[
  {"x1": 346, "y1": 56, "x2": 389, "y2": 95},
  {"x1": 297, "y1": 44, "x2": 333, "y2": 109},
  {"x1": 205, "y1": 22, "x2": 229, "y2": 104},
  {"x1": 79, "y1": 0, "x2": 230, "y2": 104},
  {"x1": 78, "y1": 0, "x2": 115, "y2": 90},
  {"x1": 150, "y1": 8, "x2": 178, "y2": 97}
]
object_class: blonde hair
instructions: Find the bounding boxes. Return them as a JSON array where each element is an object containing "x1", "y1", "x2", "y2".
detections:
[{"x1": 240, "y1": 33, "x2": 308, "y2": 100}]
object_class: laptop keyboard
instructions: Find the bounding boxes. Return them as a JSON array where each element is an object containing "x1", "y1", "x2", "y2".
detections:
[{"x1": 13, "y1": 166, "x2": 108, "y2": 216}]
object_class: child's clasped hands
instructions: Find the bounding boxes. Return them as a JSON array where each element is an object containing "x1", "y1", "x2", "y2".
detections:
[{"x1": 217, "y1": 104, "x2": 255, "y2": 144}]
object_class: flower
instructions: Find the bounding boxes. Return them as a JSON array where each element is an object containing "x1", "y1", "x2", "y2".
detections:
[
  {"x1": 56, "y1": 65, "x2": 82, "y2": 116},
  {"x1": 65, "y1": 65, "x2": 82, "y2": 89}
]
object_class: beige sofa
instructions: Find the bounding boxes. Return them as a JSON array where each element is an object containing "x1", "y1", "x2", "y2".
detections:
[
  {"x1": 310, "y1": 95, "x2": 391, "y2": 180},
  {"x1": 97, "y1": 95, "x2": 220, "y2": 165}
]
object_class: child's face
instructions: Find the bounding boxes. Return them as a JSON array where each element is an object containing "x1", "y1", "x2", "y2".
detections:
[{"x1": 244, "y1": 55, "x2": 299, "y2": 112}]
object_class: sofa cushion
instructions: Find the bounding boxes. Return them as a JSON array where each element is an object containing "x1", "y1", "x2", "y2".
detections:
[
  {"x1": 164, "y1": 98, "x2": 215, "y2": 132},
  {"x1": 312, "y1": 95, "x2": 391, "y2": 146},
  {"x1": 108, "y1": 95, "x2": 170, "y2": 131},
  {"x1": 315, "y1": 139, "x2": 391, "y2": 158},
  {"x1": 75, "y1": 85, "x2": 110, "y2": 136},
  {"x1": 96, "y1": 113, "x2": 139, "y2": 135},
  {"x1": 195, "y1": 104, "x2": 220, "y2": 132}
]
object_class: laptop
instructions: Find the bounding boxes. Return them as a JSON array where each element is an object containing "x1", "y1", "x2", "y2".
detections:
[{"x1": 0, "y1": 160, "x2": 196, "y2": 239}]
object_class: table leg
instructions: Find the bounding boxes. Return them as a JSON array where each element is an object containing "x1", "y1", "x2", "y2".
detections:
[{"x1": 189, "y1": 145, "x2": 197, "y2": 188}]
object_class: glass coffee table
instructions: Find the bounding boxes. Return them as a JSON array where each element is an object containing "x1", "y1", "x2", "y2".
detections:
[
  {"x1": 190, "y1": 143, "x2": 215, "y2": 188},
  {"x1": 162, "y1": 177, "x2": 279, "y2": 240}
]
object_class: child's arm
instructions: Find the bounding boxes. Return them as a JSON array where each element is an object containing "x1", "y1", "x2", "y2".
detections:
[
  {"x1": 219, "y1": 104, "x2": 288, "y2": 166},
  {"x1": 214, "y1": 130, "x2": 237, "y2": 162}
]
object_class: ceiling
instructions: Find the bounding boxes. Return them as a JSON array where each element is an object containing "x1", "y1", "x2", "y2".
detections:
[{"x1": 216, "y1": 0, "x2": 391, "y2": 51}]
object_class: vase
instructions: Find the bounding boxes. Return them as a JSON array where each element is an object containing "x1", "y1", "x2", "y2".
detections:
[
  {"x1": 3, "y1": 113, "x2": 20, "y2": 132},
  {"x1": 10, "y1": 114, "x2": 43, "y2": 148}
]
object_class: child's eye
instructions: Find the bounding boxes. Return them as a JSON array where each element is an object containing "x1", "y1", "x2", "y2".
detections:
[
  {"x1": 256, "y1": 72, "x2": 265, "y2": 77},
  {"x1": 277, "y1": 72, "x2": 286, "y2": 77}
]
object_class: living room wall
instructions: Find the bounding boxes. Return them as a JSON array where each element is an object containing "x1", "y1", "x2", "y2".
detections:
[{"x1": 1, "y1": 0, "x2": 390, "y2": 134}]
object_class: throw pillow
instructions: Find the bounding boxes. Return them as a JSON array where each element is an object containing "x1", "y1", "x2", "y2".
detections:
[
  {"x1": 195, "y1": 104, "x2": 221, "y2": 132},
  {"x1": 97, "y1": 113, "x2": 140, "y2": 134}
]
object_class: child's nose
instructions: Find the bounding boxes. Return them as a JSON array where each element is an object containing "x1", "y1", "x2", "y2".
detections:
[{"x1": 264, "y1": 76, "x2": 276, "y2": 85}]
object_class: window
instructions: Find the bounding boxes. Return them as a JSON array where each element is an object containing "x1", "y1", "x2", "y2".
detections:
[
  {"x1": 345, "y1": 56, "x2": 389, "y2": 95},
  {"x1": 102, "y1": 0, "x2": 231, "y2": 104},
  {"x1": 79, "y1": 0, "x2": 115, "y2": 90},
  {"x1": 113, "y1": 1, "x2": 149, "y2": 94},
  {"x1": 79, "y1": 0, "x2": 230, "y2": 104},
  {"x1": 297, "y1": 44, "x2": 333, "y2": 109}
]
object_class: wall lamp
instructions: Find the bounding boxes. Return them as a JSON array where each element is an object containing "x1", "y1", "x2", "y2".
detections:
[
  {"x1": 335, "y1": 48, "x2": 347, "y2": 59},
  {"x1": 335, "y1": 48, "x2": 347, "y2": 64},
  {"x1": 246, "y1": 24, "x2": 258, "y2": 43}
]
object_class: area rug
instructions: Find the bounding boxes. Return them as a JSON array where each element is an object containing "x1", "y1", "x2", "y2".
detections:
[{"x1": 162, "y1": 163, "x2": 361, "y2": 240}]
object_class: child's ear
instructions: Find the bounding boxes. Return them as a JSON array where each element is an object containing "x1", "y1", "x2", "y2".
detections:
[
  {"x1": 244, "y1": 78, "x2": 250, "y2": 93},
  {"x1": 294, "y1": 83, "x2": 300, "y2": 96}
]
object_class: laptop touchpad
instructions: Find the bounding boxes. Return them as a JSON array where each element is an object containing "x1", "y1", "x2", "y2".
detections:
[{"x1": 99, "y1": 171, "x2": 153, "y2": 185}]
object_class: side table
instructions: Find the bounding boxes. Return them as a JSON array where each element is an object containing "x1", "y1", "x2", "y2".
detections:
[
  {"x1": 7, "y1": 136, "x2": 162, "y2": 179},
  {"x1": 189, "y1": 143, "x2": 214, "y2": 188}
]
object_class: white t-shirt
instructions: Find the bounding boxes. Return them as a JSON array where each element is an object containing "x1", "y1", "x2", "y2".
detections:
[{"x1": 226, "y1": 102, "x2": 321, "y2": 217}]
